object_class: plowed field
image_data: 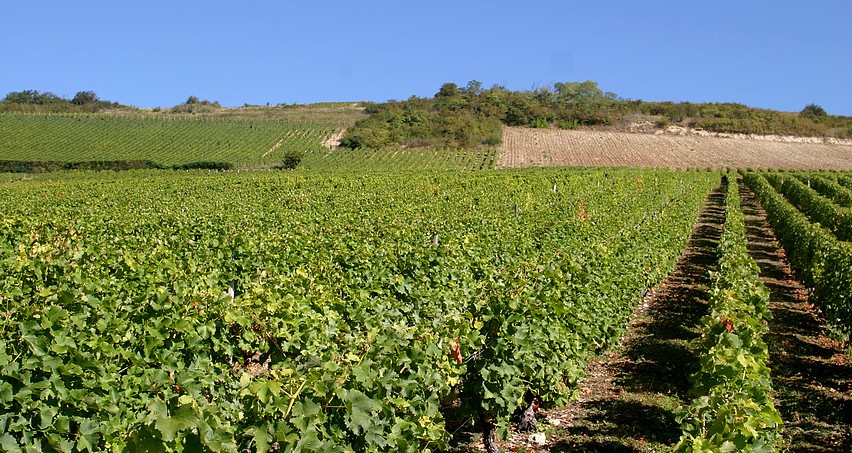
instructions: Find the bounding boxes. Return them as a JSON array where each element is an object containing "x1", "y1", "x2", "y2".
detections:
[{"x1": 499, "y1": 127, "x2": 852, "y2": 170}]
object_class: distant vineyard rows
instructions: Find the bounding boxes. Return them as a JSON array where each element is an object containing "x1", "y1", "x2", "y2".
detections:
[
  {"x1": 301, "y1": 146, "x2": 498, "y2": 172},
  {"x1": 0, "y1": 113, "x2": 501, "y2": 172},
  {"x1": 0, "y1": 113, "x2": 332, "y2": 166}
]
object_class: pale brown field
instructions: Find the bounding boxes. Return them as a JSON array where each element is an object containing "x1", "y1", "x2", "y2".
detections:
[{"x1": 499, "y1": 127, "x2": 852, "y2": 170}]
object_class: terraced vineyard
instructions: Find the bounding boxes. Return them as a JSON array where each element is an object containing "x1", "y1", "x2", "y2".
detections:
[{"x1": 0, "y1": 168, "x2": 719, "y2": 451}]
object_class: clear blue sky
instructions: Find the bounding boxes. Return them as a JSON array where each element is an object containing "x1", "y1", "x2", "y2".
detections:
[{"x1": 2, "y1": 1, "x2": 850, "y2": 114}]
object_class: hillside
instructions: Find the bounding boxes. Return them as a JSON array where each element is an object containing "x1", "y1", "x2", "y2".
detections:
[{"x1": 499, "y1": 126, "x2": 852, "y2": 170}]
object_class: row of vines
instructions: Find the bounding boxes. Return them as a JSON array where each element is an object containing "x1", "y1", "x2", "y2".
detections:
[
  {"x1": 0, "y1": 168, "x2": 719, "y2": 451},
  {"x1": 677, "y1": 177, "x2": 783, "y2": 451},
  {"x1": 0, "y1": 113, "x2": 503, "y2": 173},
  {"x1": 301, "y1": 147, "x2": 498, "y2": 172},
  {"x1": 743, "y1": 170, "x2": 852, "y2": 334}
]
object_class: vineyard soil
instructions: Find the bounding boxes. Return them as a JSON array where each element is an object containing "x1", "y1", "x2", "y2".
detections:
[{"x1": 499, "y1": 127, "x2": 852, "y2": 170}]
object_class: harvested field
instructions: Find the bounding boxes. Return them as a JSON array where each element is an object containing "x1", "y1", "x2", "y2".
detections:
[{"x1": 499, "y1": 127, "x2": 852, "y2": 170}]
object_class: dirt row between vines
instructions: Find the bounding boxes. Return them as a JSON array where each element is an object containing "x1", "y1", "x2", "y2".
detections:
[
  {"x1": 499, "y1": 127, "x2": 852, "y2": 170},
  {"x1": 449, "y1": 180, "x2": 852, "y2": 452}
]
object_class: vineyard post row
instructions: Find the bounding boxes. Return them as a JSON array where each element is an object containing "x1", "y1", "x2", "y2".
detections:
[{"x1": 790, "y1": 172, "x2": 852, "y2": 208}]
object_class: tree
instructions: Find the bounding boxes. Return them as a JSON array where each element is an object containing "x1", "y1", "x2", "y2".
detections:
[
  {"x1": 436, "y1": 82, "x2": 460, "y2": 98},
  {"x1": 801, "y1": 104, "x2": 828, "y2": 121},
  {"x1": 278, "y1": 149, "x2": 305, "y2": 169},
  {"x1": 2, "y1": 90, "x2": 62, "y2": 105},
  {"x1": 72, "y1": 91, "x2": 99, "y2": 105},
  {"x1": 460, "y1": 80, "x2": 483, "y2": 96}
]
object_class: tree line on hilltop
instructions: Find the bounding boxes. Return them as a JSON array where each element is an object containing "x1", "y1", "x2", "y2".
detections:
[
  {"x1": 339, "y1": 81, "x2": 852, "y2": 149},
  {"x1": 0, "y1": 90, "x2": 221, "y2": 114},
  {"x1": 0, "y1": 90, "x2": 122, "y2": 113}
]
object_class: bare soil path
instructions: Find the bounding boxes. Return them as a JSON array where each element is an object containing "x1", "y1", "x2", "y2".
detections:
[{"x1": 739, "y1": 183, "x2": 852, "y2": 452}]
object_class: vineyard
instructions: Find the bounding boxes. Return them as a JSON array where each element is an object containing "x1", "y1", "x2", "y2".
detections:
[
  {"x1": 1, "y1": 168, "x2": 726, "y2": 451},
  {"x1": 0, "y1": 113, "x2": 333, "y2": 167},
  {"x1": 744, "y1": 171, "x2": 852, "y2": 333},
  {"x1": 0, "y1": 113, "x2": 501, "y2": 172},
  {"x1": 301, "y1": 147, "x2": 498, "y2": 172},
  {"x1": 499, "y1": 127, "x2": 852, "y2": 170},
  {"x1": 1, "y1": 108, "x2": 851, "y2": 452}
]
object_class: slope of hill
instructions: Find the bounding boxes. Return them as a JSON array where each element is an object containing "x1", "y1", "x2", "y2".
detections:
[{"x1": 499, "y1": 127, "x2": 852, "y2": 170}]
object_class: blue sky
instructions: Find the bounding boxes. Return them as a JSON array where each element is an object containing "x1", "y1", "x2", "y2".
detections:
[{"x1": 2, "y1": 1, "x2": 850, "y2": 114}]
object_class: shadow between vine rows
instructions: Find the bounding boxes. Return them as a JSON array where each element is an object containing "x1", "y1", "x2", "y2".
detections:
[
  {"x1": 543, "y1": 182, "x2": 727, "y2": 451},
  {"x1": 739, "y1": 183, "x2": 852, "y2": 453},
  {"x1": 445, "y1": 183, "x2": 729, "y2": 452}
]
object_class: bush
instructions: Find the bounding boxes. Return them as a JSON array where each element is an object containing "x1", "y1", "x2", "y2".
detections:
[
  {"x1": 0, "y1": 159, "x2": 165, "y2": 173},
  {"x1": 278, "y1": 150, "x2": 305, "y2": 169},
  {"x1": 171, "y1": 161, "x2": 233, "y2": 171},
  {"x1": 557, "y1": 119, "x2": 580, "y2": 130},
  {"x1": 801, "y1": 104, "x2": 828, "y2": 121}
]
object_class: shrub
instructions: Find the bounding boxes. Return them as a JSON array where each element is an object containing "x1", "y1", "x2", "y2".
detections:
[
  {"x1": 171, "y1": 161, "x2": 233, "y2": 171},
  {"x1": 278, "y1": 150, "x2": 305, "y2": 169}
]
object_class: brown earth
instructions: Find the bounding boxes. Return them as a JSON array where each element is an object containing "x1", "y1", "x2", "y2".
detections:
[{"x1": 499, "y1": 127, "x2": 852, "y2": 170}]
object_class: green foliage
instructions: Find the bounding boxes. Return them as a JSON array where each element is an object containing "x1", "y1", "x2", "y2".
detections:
[
  {"x1": 764, "y1": 173, "x2": 852, "y2": 242},
  {"x1": 300, "y1": 146, "x2": 500, "y2": 172},
  {"x1": 794, "y1": 173, "x2": 852, "y2": 208},
  {"x1": 639, "y1": 101, "x2": 849, "y2": 137},
  {"x1": 532, "y1": 117, "x2": 549, "y2": 129},
  {"x1": 0, "y1": 168, "x2": 719, "y2": 451},
  {"x1": 342, "y1": 81, "x2": 852, "y2": 151},
  {"x1": 744, "y1": 172, "x2": 852, "y2": 334},
  {"x1": 171, "y1": 97, "x2": 222, "y2": 114},
  {"x1": 0, "y1": 159, "x2": 164, "y2": 173},
  {"x1": 340, "y1": 80, "x2": 623, "y2": 150},
  {"x1": 801, "y1": 104, "x2": 828, "y2": 121},
  {"x1": 0, "y1": 160, "x2": 238, "y2": 173},
  {"x1": 3, "y1": 90, "x2": 63, "y2": 105},
  {"x1": 676, "y1": 178, "x2": 783, "y2": 452},
  {"x1": 1, "y1": 90, "x2": 118, "y2": 113},
  {"x1": 171, "y1": 161, "x2": 233, "y2": 171},
  {"x1": 277, "y1": 150, "x2": 305, "y2": 170},
  {"x1": 71, "y1": 91, "x2": 99, "y2": 106}
]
